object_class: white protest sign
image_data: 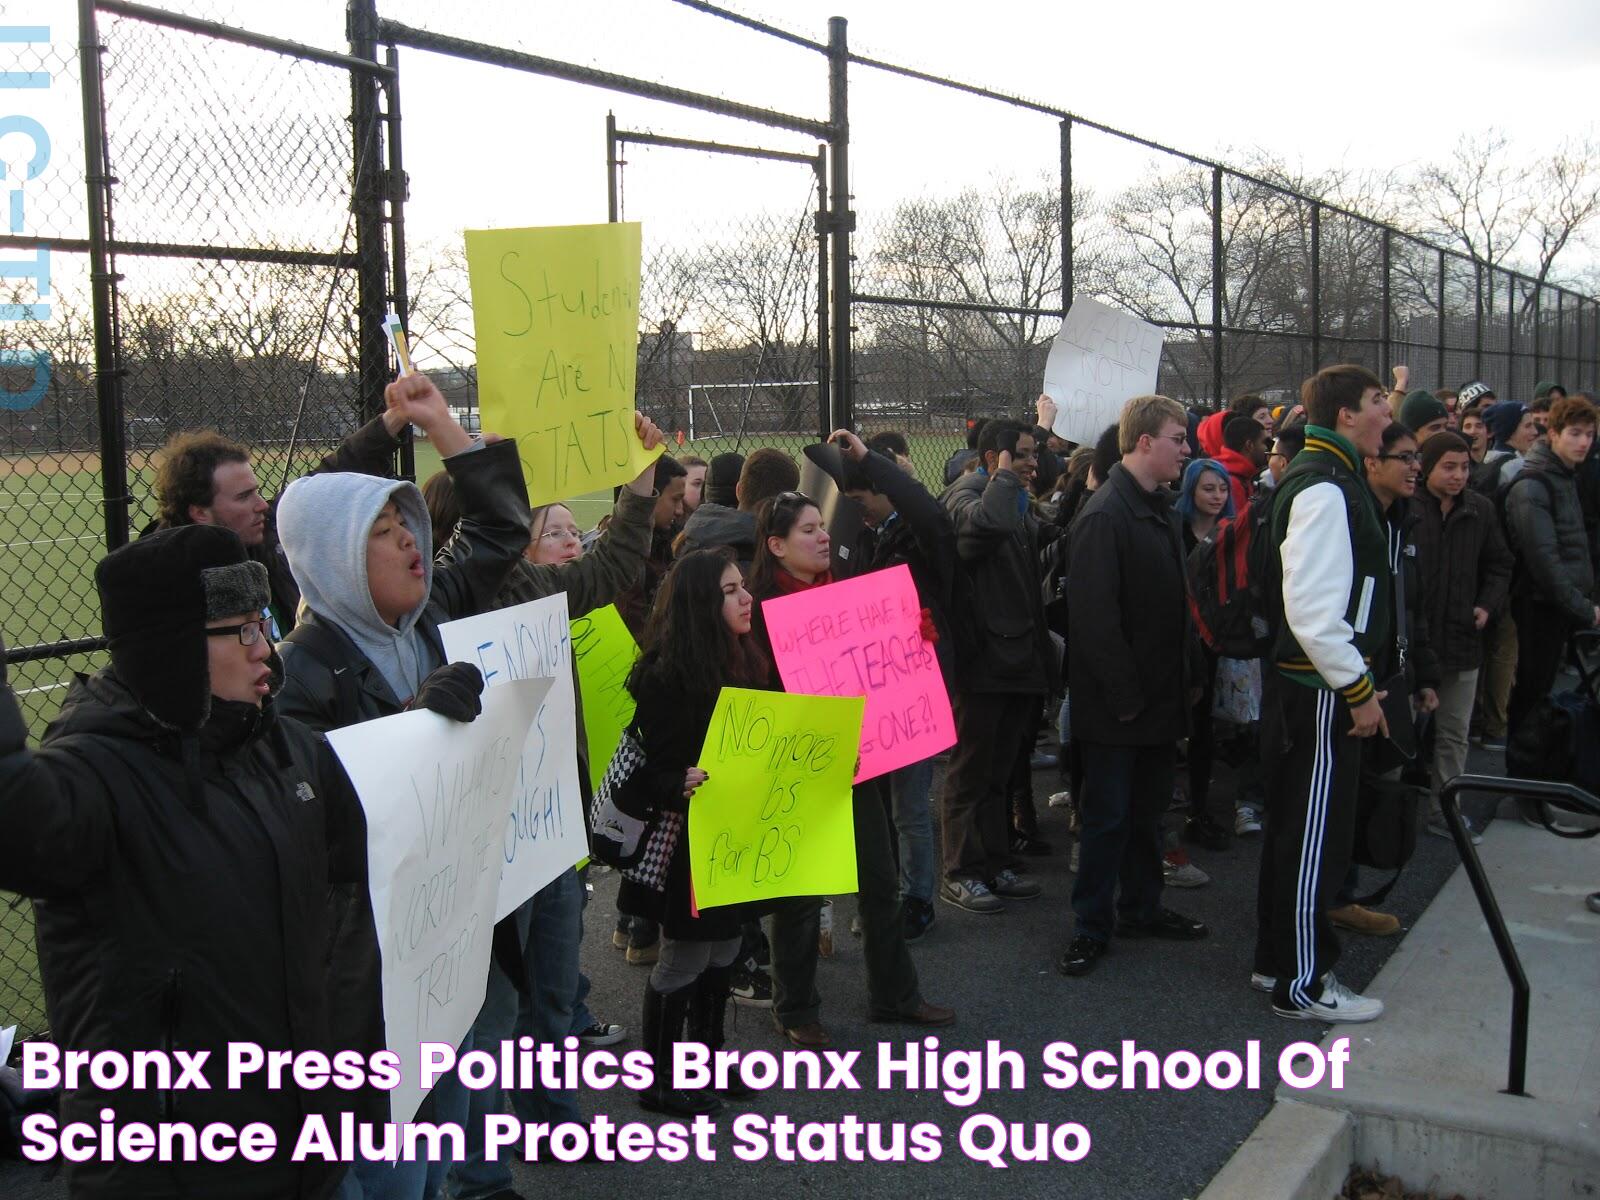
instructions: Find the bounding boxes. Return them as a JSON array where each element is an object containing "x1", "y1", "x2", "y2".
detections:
[
  {"x1": 439, "y1": 594, "x2": 588, "y2": 922},
  {"x1": 325, "y1": 677, "x2": 549, "y2": 1123},
  {"x1": 1042, "y1": 297, "x2": 1165, "y2": 444}
]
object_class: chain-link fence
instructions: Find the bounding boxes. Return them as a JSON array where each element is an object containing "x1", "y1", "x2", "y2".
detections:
[{"x1": 3, "y1": 0, "x2": 1598, "y2": 1044}]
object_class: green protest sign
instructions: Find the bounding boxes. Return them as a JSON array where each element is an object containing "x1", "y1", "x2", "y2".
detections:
[{"x1": 571, "y1": 604, "x2": 639, "y2": 790}]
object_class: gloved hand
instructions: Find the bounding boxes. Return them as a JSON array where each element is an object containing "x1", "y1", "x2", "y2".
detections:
[
  {"x1": 412, "y1": 662, "x2": 485, "y2": 723},
  {"x1": 918, "y1": 607, "x2": 940, "y2": 645},
  {"x1": 996, "y1": 428, "x2": 1022, "y2": 458}
]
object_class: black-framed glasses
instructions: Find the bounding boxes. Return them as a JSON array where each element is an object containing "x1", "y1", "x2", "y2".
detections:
[
  {"x1": 206, "y1": 618, "x2": 269, "y2": 647},
  {"x1": 1378, "y1": 451, "x2": 1421, "y2": 466},
  {"x1": 1150, "y1": 433, "x2": 1188, "y2": 447}
]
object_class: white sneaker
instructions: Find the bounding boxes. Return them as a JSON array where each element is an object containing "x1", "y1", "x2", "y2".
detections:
[
  {"x1": 1249, "y1": 972, "x2": 1275, "y2": 993},
  {"x1": 1163, "y1": 860, "x2": 1210, "y2": 888},
  {"x1": 1048, "y1": 789, "x2": 1073, "y2": 809},
  {"x1": 1235, "y1": 806, "x2": 1262, "y2": 836},
  {"x1": 1272, "y1": 975, "x2": 1383, "y2": 1024}
]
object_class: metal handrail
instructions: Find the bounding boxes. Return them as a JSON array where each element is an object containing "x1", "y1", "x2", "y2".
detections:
[{"x1": 1436, "y1": 773, "x2": 1600, "y2": 1098}]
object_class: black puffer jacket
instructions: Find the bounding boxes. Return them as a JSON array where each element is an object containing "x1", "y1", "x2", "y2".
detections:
[
  {"x1": 0, "y1": 668, "x2": 363, "y2": 1200},
  {"x1": 1411, "y1": 488, "x2": 1513, "y2": 674},
  {"x1": 1505, "y1": 441, "x2": 1597, "y2": 627},
  {"x1": 940, "y1": 467, "x2": 1052, "y2": 695},
  {"x1": 1066, "y1": 463, "x2": 1198, "y2": 746}
]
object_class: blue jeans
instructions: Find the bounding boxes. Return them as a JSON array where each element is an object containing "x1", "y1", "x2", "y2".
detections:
[
  {"x1": 332, "y1": 1033, "x2": 474, "y2": 1200},
  {"x1": 889, "y1": 756, "x2": 936, "y2": 903},
  {"x1": 568, "y1": 864, "x2": 596, "y2": 1036},
  {"x1": 448, "y1": 867, "x2": 584, "y2": 1200},
  {"x1": 1070, "y1": 741, "x2": 1174, "y2": 942}
]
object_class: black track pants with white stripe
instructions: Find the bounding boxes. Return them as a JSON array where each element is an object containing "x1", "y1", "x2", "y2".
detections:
[{"x1": 1254, "y1": 675, "x2": 1362, "y2": 1009}]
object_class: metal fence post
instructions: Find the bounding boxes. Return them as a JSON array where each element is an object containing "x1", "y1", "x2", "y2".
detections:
[
  {"x1": 1473, "y1": 262, "x2": 1484, "y2": 383},
  {"x1": 1309, "y1": 201, "x2": 1321, "y2": 369},
  {"x1": 605, "y1": 111, "x2": 619, "y2": 223},
  {"x1": 78, "y1": 0, "x2": 130, "y2": 550},
  {"x1": 1060, "y1": 117, "x2": 1073, "y2": 313},
  {"x1": 348, "y1": 0, "x2": 389, "y2": 425},
  {"x1": 1211, "y1": 167, "x2": 1223, "y2": 408},
  {"x1": 382, "y1": 42, "x2": 412, "y2": 480},
  {"x1": 826, "y1": 16, "x2": 853, "y2": 434},
  {"x1": 1532, "y1": 282, "x2": 1541, "y2": 385},
  {"x1": 814, "y1": 147, "x2": 831, "y2": 441},
  {"x1": 1555, "y1": 289, "x2": 1564, "y2": 383},
  {"x1": 1380, "y1": 228, "x2": 1392, "y2": 378},
  {"x1": 1436, "y1": 248, "x2": 1446, "y2": 388}
]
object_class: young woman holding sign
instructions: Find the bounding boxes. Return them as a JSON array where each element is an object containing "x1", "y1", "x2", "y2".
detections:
[
  {"x1": 617, "y1": 548, "x2": 771, "y2": 1116},
  {"x1": 747, "y1": 491, "x2": 955, "y2": 1049}
]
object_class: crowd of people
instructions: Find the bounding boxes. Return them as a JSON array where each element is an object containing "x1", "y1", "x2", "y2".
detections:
[{"x1": 2, "y1": 361, "x2": 1597, "y2": 1198}]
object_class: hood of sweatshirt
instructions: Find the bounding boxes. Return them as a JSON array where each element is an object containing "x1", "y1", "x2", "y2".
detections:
[
  {"x1": 1197, "y1": 410, "x2": 1228, "y2": 458},
  {"x1": 276, "y1": 471, "x2": 436, "y2": 703}
]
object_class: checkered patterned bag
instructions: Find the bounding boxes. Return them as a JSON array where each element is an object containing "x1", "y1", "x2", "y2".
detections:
[
  {"x1": 623, "y1": 809, "x2": 684, "y2": 894},
  {"x1": 588, "y1": 727, "x2": 650, "y2": 868}
]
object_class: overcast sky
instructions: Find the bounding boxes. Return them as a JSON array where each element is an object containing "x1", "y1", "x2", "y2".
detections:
[{"x1": 9, "y1": 0, "x2": 1600, "y2": 286}]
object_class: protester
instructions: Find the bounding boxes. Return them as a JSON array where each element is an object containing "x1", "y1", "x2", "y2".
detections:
[
  {"x1": 748, "y1": 491, "x2": 955, "y2": 1046},
  {"x1": 1534, "y1": 381, "x2": 1567, "y2": 406},
  {"x1": 1198, "y1": 393, "x2": 1270, "y2": 458},
  {"x1": 839, "y1": 430, "x2": 959, "y2": 942},
  {"x1": 1504, "y1": 396, "x2": 1600, "y2": 744},
  {"x1": 1218, "y1": 413, "x2": 1268, "y2": 513},
  {"x1": 616, "y1": 455, "x2": 689, "y2": 635},
  {"x1": 1436, "y1": 387, "x2": 1460, "y2": 428},
  {"x1": 704, "y1": 451, "x2": 744, "y2": 508},
  {"x1": 1176, "y1": 458, "x2": 1236, "y2": 853},
  {"x1": 0, "y1": 526, "x2": 376, "y2": 1200},
  {"x1": 1254, "y1": 364, "x2": 1392, "y2": 1023},
  {"x1": 272, "y1": 372, "x2": 528, "y2": 1198},
  {"x1": 681, "y1": 454, "x2": 708, "y2": 514},
  {"x1": 1459, "y1": 407, "x2": 1489, "y2": 464},
  {"x1": 944, "y1": 419, "x2": 987, "y2": 485},
  {"x1": 676, "y1": 447, "x2": 799, "y2": 566},
  {"x1": 616, "y1": 549, "x2": 772, "y2": 1116},
  {"x1": 1472, "y1": 401, "x2": 1536, "y2": 493},
  {"x1": 1261, "y1": 421, "x2": 1307, "y2": 491},
  {"x1": 937, "y1": 417, "x2": 1053, "y2": 913},
  {"x1": 1398, "y1": 390, "x2": 1450, "y2": 442},
  {"x1": 866, "y1": 429, "x2": 916, "y2": 474},
  {"x1": 1412, "y1": 431, "x2": 1512, "y2": 835},
  {"x1": 1059, "y1": 395, "x2": 1207, "y2": 978},
  {"x1": 436, "y1": 416, "x2": 671, "y2": 1200},
  {"x1": 1458, "y1": 381, "x2": 1497, "y2": 413},
  {"x1": 151, "y1": 408, "x2": 411, "y2": 634}
]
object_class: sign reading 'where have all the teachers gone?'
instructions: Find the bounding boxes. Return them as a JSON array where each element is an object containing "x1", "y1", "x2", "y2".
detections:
[{"x1": 466, "y1": 222, "x2": 664, "y2": 507}]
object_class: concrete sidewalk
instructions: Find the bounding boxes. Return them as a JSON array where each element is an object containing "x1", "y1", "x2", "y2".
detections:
[{"x1": 1203, "y1": 812, "x2": 1600, "y2": 1199}]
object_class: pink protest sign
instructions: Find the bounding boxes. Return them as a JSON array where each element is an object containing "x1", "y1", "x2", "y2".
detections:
[{"x1": 760, "y1": 563, "x2": 956, "y2": 782}]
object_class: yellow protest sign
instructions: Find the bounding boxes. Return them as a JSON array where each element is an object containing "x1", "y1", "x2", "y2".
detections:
[
  {"x1": 571, "y1": 603, "x2": 639, "y2": 791},
  {"x1": 465, "y1": 222, "x2": 663, "y2": 506},
  {"x1": 687, "y1": 688, "x2": 863, "y2": 909}
]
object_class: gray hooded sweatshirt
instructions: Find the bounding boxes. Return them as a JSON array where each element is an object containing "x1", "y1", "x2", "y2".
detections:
[{"x1": 276, "y1": 471, "x2": 438, "y2": 704}]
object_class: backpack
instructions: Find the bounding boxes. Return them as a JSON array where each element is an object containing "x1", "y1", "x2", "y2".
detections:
[
  {"x1": 1493, "y1": 470, "x2": 1556, "y2": 589},
  {"x1": 1186, "y1": 489, "x2": 1277, "y2": 658}
]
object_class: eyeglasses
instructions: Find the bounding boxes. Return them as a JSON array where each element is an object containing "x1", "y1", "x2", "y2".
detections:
[
  {"x1": 1378, "y1": 452, "x2": 1421, "y2": 465},
  {"x1": 206, "y1": 618, "x2": 269, "y2": 647},
  {"x1": 538, "y1": 525, "x2": 583, "y2": 542},
  {"x1": 1150, "y1": 433, "x2": 1188, "y2": 448}
]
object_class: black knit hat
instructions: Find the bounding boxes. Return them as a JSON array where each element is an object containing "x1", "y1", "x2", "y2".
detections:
[{"x1": 96, "y1": 525, "x2": 271, "y2": 732}]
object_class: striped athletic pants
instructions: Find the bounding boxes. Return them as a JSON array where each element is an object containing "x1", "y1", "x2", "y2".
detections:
[{"x1": 1254, "y1": 673, "x2": 1362, "y2": 1009}]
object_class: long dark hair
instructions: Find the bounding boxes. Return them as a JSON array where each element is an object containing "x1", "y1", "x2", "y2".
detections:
[
  {"x1": 746, "y1": 491, "x2": 819, "y2": 600},
  {"x1": 629, "y1": 548, "x2": 766, "y2": 702}
]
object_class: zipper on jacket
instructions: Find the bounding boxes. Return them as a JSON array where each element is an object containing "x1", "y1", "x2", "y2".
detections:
[{"x1": 159, "y1": 968, "x2": 182, "y2": 1119}]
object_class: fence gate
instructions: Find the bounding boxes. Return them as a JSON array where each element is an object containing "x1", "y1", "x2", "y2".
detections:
[{"x1": 607, "y1": 117, "x2": 830, "y2": 457}]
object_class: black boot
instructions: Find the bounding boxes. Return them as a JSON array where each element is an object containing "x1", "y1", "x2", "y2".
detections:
[
  {"x1": 638, "y1": 981, "x2": 722, "y2": 1117},
  {"x1": 687, "y1": 963, "x2": 755, "y2": 1099}
]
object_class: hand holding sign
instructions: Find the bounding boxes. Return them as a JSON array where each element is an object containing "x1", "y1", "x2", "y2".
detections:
[
  {"x1": 466, "y1": 222, "x2": 664, "y2": 506},
  {"x1": 1042, "y1": 297, "x2": 1165, "y2": 445},
  {"x1": 688, "y1": 688, "x2": 862, "y2": 908}
]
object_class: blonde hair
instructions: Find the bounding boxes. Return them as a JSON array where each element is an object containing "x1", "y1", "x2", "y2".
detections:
[{"x1": 1118, "y1": 395, "x2": 1188, "y2": 455}]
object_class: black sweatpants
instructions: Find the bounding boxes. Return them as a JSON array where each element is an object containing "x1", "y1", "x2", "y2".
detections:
[{"x1": 1254, "y1": 676, "x2": 1362, "y2": 1009}]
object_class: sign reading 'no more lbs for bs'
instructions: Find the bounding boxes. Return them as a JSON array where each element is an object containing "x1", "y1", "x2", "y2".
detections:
[{"x1": 687, "y1": 688, "x2": 864, "y2": 909}]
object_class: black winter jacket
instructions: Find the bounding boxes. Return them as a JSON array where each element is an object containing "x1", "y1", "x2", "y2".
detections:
[
  {"x1": 940, "y1": 468, "x2": 1052, "y2": 695},
  {"x1": 851, "y1": 450, "x2": 959, "y2": 681},
  {"x1": 0, "y1": 668, "x2": 363, "y2": 1200},
  {"x1": 1066, "y1": 464, "x2": 1198, "y2": 746},
  {"x1": 1411, "y1": 488, "x2": 1513, "y2": 674},
  {"x1": 1505, "y1": 441, "x2": 1598, "y2": 627}
]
